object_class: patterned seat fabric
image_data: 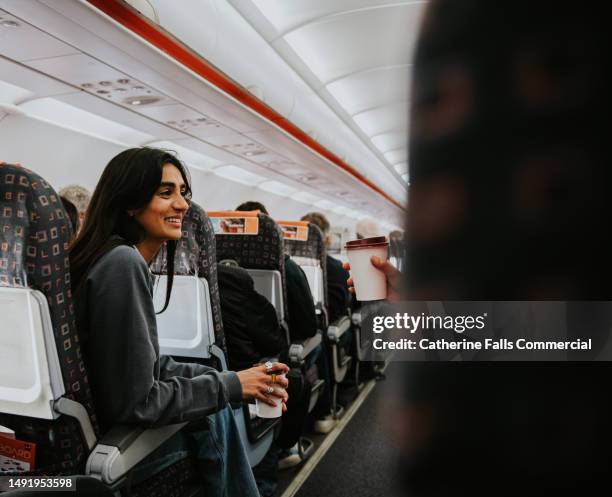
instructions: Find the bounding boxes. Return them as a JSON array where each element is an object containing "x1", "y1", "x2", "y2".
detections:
[
  {"x1": 215, "y1": 212, "x2": 288, "y2": 321},
  {"x1": 284, "y1": 223, "x2": 328, "y2": 310},
  {"x1": 0, "y1": 163, "x2": 99, "y2": 475},
  {"x1": 151, "y1": 202, "x2": 226, "y2": 354}
]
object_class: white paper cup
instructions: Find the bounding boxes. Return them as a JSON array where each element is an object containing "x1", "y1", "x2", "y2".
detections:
[
  {"x1": 256, "y1": 374, "x2": 286, "y2": 418},
  {"x1": 346, "y1": 236, "x2": 389, "y2": 301}
]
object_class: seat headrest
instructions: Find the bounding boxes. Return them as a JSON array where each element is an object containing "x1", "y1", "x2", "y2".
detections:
[{"x1": 214, "y1": 211, "x2": 284, "y2": 271}]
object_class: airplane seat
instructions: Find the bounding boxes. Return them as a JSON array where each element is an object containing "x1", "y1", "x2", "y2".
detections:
[
  {"x1": 151, "y1": 203, "x2": 275, "y2": 468},
  {"x1": 0, "y1": 163, "x2": 195, "y2": 496},
  {"x1": 0, "y1": 163, "x2": 99, "y2": 476},
  {"x1": 214, "y1": 211, "x2": 323, "y2": 460},
  {"x1": 282, "y1": 222, "x2": 353, "y2": 417},
  {"x1": 213, "y1": 212, "x2": 323, "y2": 366}
]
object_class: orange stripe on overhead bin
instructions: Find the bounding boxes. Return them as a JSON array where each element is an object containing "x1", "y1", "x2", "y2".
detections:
[
  {"x1": 86, "y1": 0, "x2": 404, "y2": 211},
  {"x1": 207, "y1": 210, "x2": 260, "y2": 218}
]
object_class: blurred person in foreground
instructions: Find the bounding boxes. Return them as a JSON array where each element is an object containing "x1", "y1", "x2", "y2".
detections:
[{"x1": 350, "y1": 1, "x2": 612, "y2": 495}]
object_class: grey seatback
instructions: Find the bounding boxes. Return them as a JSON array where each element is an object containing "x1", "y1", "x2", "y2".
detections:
[
  {"x1": 246, "y1": 268, "x2": 285, "y2": 324},
  {"x1": 0, "y1": 287, "x2": 64, "y2": 421},
  {"x1": 151, "y1": 202, "x2": 226, "y2": 356},
  {"x1": 282, "y1": 221, "x2": 328, "y2": 312},
  {"x1": 153, "y1": 275, "x2": 219, "y2": 364}
]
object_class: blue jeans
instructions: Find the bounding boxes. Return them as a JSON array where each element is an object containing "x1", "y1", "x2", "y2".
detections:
[{"x1": 131, "y1": 407, "x2": 260, "y2": 497}]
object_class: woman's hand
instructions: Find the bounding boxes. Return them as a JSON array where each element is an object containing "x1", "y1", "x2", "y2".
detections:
[
  {"x1": 344, "y1": 257, "x2": 405, "y2": 302},
  {"x1": 236, "y1": 362, "x2": 289, "y2": 407}
]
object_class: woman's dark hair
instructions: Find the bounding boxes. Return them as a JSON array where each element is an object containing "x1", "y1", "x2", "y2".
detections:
[
  {"x1": 60, "y1": 196, "x2": 79, "y2": 237},
  {"x1": 70, "y1": 147, "x2": 191, "y2": 313}
]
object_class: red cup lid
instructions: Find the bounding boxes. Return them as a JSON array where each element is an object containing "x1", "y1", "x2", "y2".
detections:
[{"x1": 345, "y1": 236, "x2": 388, "y2": 250}]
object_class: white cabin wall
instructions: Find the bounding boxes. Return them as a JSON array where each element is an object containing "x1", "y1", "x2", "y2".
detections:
[{"x1": 0, "y1": 114, "x2": 357, "y2": 232}]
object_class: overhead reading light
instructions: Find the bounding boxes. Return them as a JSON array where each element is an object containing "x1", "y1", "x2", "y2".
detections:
[
  {"x1": 244, "y1": 150, "x2": 266, "y2": 157},
  {"x1": 214, "y1": 165, "x2": 266, "y2": 186},
  {"x1": 258, "y1": 180, "x2": 297, "y2": 197},
  {"x1": 124, "y1": 96, "x2": 161, "y2": 106}
]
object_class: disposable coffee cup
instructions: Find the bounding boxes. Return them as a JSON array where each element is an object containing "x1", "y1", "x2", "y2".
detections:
[
  {"x1": 345, "y1": 236, "x2": 389, "y2": 301},
  {"x1": 256, "y1": 374, "x2": 286, "y2": 418}
]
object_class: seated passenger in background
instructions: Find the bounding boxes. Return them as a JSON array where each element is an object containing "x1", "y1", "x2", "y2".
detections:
[
  {"x1": 217, "y1": 260, "x2": 288, "y2": 370},
  {"x1": 301, "y1": 212, "x2": 350, "y2": 323},
  {"x1": 236, "y1": 201, "x2": 318, "y2": 340},
  {"x1": 60, "y1": 196, "x2": 79, "y2": 238},
  {"x1": 59, "y1": 184, "x2": 91, "y2": 234},
  {"x1": 355, "y1": 217, "x2": 382, "y2": 240},
  {"x1": 70, "y1": 148, "x2": 288, "y2": 497}
]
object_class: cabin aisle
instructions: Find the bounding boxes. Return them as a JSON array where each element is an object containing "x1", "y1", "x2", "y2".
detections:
[{"x1": 292, "y1": 371, "x2": 401, "y2": 497}]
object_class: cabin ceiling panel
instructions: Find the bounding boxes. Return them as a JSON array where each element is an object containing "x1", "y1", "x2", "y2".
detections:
[
  {"x1": 53, "y1": 92, "x2": 185, "y2": 142},
  {"x1": 1, "y1": 0, "x2": 407, "y2": 220},
  {"x1": 201, "y1": 133, "x2": 270, "y2": 160},
  {"x1": 325, "y1": 65, "x2": 411, "y2": 115},
  {"x1": 228, "y1": 0, "x2": 423, "y2": 202},
  {"x1": 24, "y1": 53, "x2": 172, "y2": 107},
  {"x1": 244, "y1": 128, "x2": 358, "y2": 186},
  {"x1": 170, "y1": 136, "x2": 253, "y2": 166},
  {"x1": 249, "y1": 0, "x2": 422, "y2": 36},
  {"x1": 242, "y1": 128, "x2": 327, "y2": 168},
  {"x1": 19, "y1": 97, "x2": 155, "y2": 145},
  {"x1": 146, "y1": 139, "x2": 224, "y2": 171},
  {"x1": 371, "y1": 131, "x2": 408, "y2": 152},
  {"x1": 384, "y1": 149, "x2": 408, "y2": 165},
  {"x1": 134, "y1": 103, "x2": 238, "y2": 138},
  {"x1": 0, "y1": 79, "x2": 31, "y2": 105},
  {"x1": 32, "y1": 0, "x2": 272, "y2": 135},
  {"x1": 0, "y1": 9, "x2": 79, "y2": 62},
  {"x1": 394, "y1": 162, "x2": 408, "y2": 174},
  {"x1": 0, "y1": 58, "x2": 76, "y2": 101},
  {"x1": 352, "y1": 103, "x2": 409, "y2": 137},
  {"x1": 282, "y1": 5, "x2": 419, "y2": 84}
]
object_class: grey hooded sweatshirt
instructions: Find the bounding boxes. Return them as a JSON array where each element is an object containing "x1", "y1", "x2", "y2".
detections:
[{"x1": 76, "y1": 244, "x2": 241, "y2": 432}]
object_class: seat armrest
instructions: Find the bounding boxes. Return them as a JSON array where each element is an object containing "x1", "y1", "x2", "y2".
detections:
[
  {"x1": 327, "y1": 316, "x2": 351, "y2": 342},
  {"x1": 289, "y1": 332, "x2": 322, "y2": 365},
  {"x1": 96, "y1": 424, "x2": 147, "y2": 452},
  {"x1": 86, "y1": 422, "x2": 186, "y2": 484}
]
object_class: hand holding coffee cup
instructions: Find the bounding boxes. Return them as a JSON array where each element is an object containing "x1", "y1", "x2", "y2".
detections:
[
  {"x1": 344, "y1": 237, "x2": 391, "y2": 301},
  {"x1": 256, "y1": 372, "x2": 288, "y2": 418},
  {"x1": 343, "y1": 250, "x2": 405, "y2": 303},
  {"x1": 236, "y1": 362, "x2": 289, "y2": 415}
]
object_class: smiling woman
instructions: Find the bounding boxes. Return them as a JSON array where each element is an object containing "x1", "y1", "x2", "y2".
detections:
[
  {"x1": 69, "y1": 147, "x2": 193, "y2": 312},
  {"x1": 67, "y1": 146, "x2": 288, "y2": 497},
  {"x1": 130, "y1": 163, "x2": 190, "y2": 264}
]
